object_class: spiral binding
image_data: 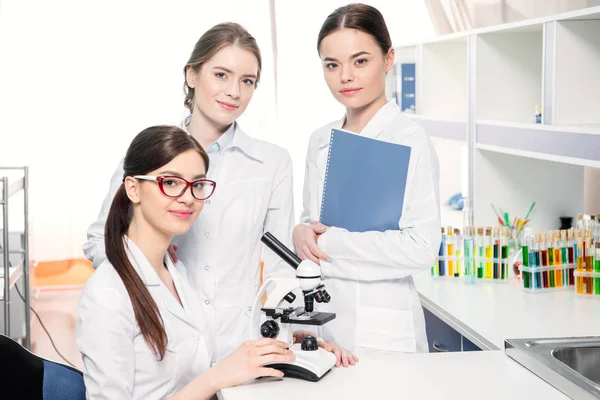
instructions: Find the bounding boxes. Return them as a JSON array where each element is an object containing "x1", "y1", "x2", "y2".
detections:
[{"x1": 320, "y1": 129, "x2": 335, "y2": 221}]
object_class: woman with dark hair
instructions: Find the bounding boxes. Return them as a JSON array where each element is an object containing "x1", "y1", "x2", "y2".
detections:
[
  {"x1": 84, "y1": 22, "x2": 295, "y2": 363},
  {"x1": 293, "y1": 4, "x2": 441, "y2": 362},
  {"x1": 77, "y1": 126, "x2": 295, "y2": 399}
]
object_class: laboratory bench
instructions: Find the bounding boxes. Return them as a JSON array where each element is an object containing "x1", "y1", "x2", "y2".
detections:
[
  {"x1": 413, "y1": 271, "x2": 600, "y2": 352},
  {"x1": 218, "y1": 349, "x2": 568, "y2": 400},
  {"x1": 219, "y1": 271, "x2": 600, "y2": 399}
]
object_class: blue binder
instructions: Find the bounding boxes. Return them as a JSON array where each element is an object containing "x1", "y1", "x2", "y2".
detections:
[{"x1": 320, "y1": 128, "x2": 411, "y2": 232}]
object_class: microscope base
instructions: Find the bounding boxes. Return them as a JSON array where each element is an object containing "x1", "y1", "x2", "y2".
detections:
[{"x1": 268, "y1": 343, "x2": 337, "y2": 382}]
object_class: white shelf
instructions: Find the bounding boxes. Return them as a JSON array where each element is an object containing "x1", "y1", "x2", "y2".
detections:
[
  {"x1": 476, "y1": 27, "x2": 543, "y2": 123},
  {"x1": 419, "y1": 39, "x2": 468, "y2": 120},
  {"x1": 554, "y1": 20, "x2": 600, "y2": 126},
  {"x1": 393, "y1": 6, "x2": 600, "y2": 234},
  {"x1": 474, "y1": 149, "x2": 584, "y2": 232},
  {"x1": 476, "y1": 120, "x2": 600, "y2": 168}
]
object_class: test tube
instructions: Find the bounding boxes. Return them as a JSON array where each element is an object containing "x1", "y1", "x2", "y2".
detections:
[
  {"x1": 554, "y1": 230, "x2": 562, "y2": 287},
  {"x1": 464, "y1": 227, "x2": 475, "y2": 284},
  {"x1": 546, "y1": 232, "x2": 555, "y2": 288},
  {"x1": 586, "y1": 232, "x2": 594, "y2": 295},
  {"x1": 567, "y1": 229, "x2": 575, "y2": 286},
  {"x1": 521, "y1": 230, "x2": 532, "y2": 289},
  {"x1": 576, "y1": 237, "x2": 584, "y2": 294},
  {"x1": 475, "y1": 227, "x2": 483, "y2": 279},
  {"x1": 447, "y1": 226, "x2": 454, "y2": 277},
  {"x1": 541, "y1": 234, "x2": 549, "y2": 288},
  {"x1": 438, "y1": 227, "x2": 446, "y2": 276},
  {"x1": 534, "y1": 233, "x2": 542, "y2": 289},
  {"x1": 485, "y1": 227, "x2": 493, "y2": 279},
  {"x1": 594, "y1": 242, "x2": 600, "y2": 295},
  {"x1": 454, "y1": 228, "x2": 463, "y2": 278},
  {"x1": 501, "y1": 227, "x2": 509, "y2": 279},
  {"x1": 560, "y1": 230, "x2": 568, "y2": 286}
]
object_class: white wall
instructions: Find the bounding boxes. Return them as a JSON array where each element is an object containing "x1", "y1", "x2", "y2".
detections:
[{"x1": 0, "y1": 0, "x2": 275, "y2": 261}]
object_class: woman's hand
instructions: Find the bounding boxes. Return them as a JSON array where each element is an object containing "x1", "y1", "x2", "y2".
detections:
[
  {"x1": 320, "y1": 340, "x2": 359, "y2": 368},
  {"x1": 167, "y1": 243, "x2": 179, "y2": 263},
  {"x1": 209, "y1": 338, "x2": 295, "y2": 390},
  {"x1": 293, "y1": 222, "x2": 329, "y2": 265},
  {"x1": 293, "y1": 330, "x2": 358, "y2": 368}
]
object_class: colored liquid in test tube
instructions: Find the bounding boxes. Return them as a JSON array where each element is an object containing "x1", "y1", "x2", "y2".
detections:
[
  {"x1": 485, "y1": 227, "x2": 493, "y2": 279},
  {"x1": 546, "y1": 232, "x2": 555, "y2": 288},
  {"x1": 567, "y1": 229, "x2": 575, "y2": 286},
  {"x1": 595, "y1": 242, "x2": 600, "y2": 295},
  {"x1": 454, "y1": 228, "x2": 462, "y2": 278},
  {"x1": 447, "y1": 226, "x2": 454, "y2": 277},
  {"x1": 438, "y1": 227, "x2": 446, "y2": 276},
  {"x1": 576, "y1": 238, "x2": 585, "y2": 294},
  {"x1": 476, "y1": 227, "x2": 484, "y2": 279}
]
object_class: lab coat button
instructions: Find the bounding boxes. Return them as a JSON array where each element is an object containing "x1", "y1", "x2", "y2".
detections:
[
  {"x1": 206, "y1": 200, "x2": 211, "y2": 204},
  {"x1": 205, "y1": 231, "x2": 210, "y2": 237},
  {"x1": 205, "y1": 300, "x2": 210, "y2": 305},
  {"x1": 204, "y1": 265, "x2": 210, "y2": 271}
]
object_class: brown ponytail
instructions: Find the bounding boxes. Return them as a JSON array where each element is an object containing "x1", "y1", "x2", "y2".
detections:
[{"x1": 104, "y1": 125, "x2": 208, "y2": 360}]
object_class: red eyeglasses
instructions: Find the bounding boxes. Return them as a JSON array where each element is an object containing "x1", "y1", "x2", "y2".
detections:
[{"x1": 134, "y1": 175, "x2": 216, "y2": 201}]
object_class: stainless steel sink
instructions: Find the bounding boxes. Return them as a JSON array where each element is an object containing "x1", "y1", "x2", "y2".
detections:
[{"x1": 506, "y1": 337, "x2": 600, "y2": 399}]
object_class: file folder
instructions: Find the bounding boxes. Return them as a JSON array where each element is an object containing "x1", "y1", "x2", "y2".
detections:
[{"x1": 320, "y1": 128, "x2": 411, "y2": 232}]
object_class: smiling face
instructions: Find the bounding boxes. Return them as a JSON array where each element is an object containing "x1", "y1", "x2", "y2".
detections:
[
  {"x1": 185, "y1": 45, "x2": 259, "y2": 129},
  {"x1": 125, "y1": 149, "x2": 208, "y2": 237},
  {"x1": 319, "y1": 28, "x2": 394, "y2": 111}
]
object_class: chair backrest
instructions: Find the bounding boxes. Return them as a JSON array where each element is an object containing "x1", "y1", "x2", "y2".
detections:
[{"x1": 0, "y1": 334, "x2": 86, "y2": 400}]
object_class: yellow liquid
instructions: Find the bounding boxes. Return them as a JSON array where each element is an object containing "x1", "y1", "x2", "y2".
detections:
[
  {"x1": 485, "y1": 246, "x2": 493, "y2": 279},
  {"x1": 448, "y1": 244, "x2": 454, "y2": 276}
]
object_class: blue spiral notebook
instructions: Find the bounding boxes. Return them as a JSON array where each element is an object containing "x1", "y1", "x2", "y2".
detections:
[{"x1": 320, "y1": 128, "x2": 411, "y2": 232}]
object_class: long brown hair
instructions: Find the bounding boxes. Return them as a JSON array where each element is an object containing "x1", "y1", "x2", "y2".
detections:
[
  {"x1": 317, "y1": 3, "x2": 392, "y2": 56},
  {"x1": 105, "y1": 125, "x2": 208, "y2": 359},
  {"x1": 183, "y1": 22, "x2": 262, "y2": 114}
]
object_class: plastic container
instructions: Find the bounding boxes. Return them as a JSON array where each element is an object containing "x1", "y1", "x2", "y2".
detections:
[
  {"x1": 573, "y1": 271, "x2": 600, "y2": 297},
  {"x1": 432, "y1": 255, "x2": 512, "y2": 283},
  {"x1": 519, "y1": 264, "x2": 576, "y2": 293}
]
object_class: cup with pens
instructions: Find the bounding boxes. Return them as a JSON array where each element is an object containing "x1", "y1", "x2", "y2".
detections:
[{"x1": 490, "y1": 202, "x2": 536, "y2": 277}]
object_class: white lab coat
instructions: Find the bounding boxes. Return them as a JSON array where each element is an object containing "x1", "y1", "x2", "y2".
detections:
[
  {"x1": 76, "y1": 237, "x2": 212, "y2": 399},
  {"x1": 83, "y1": 122, "x2": 295, "y2": 362},
  {"x1": 300, "y1": 100, "x2": 441, "y2": 354}
]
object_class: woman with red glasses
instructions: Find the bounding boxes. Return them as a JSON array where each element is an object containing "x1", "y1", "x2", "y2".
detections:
[
  {"x1": 83, "y1": 23, "x2": 295, "y2": 363},
  {"x1": 77, "y1": 126, "x2": 295, "y2": 399}
]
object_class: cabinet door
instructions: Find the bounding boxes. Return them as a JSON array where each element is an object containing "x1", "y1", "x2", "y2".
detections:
[
  {"x1": 462, "y1": 336, "x2": 482, "y2": 352},
  {"x1": 422, "y1": 307, "x2": 461, "y2": 352}
]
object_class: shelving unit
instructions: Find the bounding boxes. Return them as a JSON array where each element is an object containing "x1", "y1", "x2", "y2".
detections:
[
  {"x1": 394, "y1": 6, "x2": 600, "y2": 231},
  {"x1": 0, "y1": 167, "x2": 31, "y2": 349}
]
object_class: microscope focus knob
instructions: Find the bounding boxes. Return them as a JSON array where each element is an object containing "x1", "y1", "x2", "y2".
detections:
[
  {"x1": 284, "y1": 292, "x2": 296, "y2": 303},
  {"x1": 300, "y1": 335, "x2": 319, "y2": 351},
  {"x1": 260, "y1": 320, "x2": 280, "y2": 339}
]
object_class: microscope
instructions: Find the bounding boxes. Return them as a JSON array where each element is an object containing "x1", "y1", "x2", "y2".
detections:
[{"x1": 249, "y1": 232, "x2": 337, "y2": 382}]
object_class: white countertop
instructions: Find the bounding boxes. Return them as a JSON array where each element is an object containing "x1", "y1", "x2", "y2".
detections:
[
  {"x1": 218, "y1": 350, "x2": 568, "y2": 400},
  {"x1": 413, "y1": 271, "x2": 600, "y2": 350}
]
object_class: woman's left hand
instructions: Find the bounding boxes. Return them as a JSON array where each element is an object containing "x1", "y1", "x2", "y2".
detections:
[{"x1": 293, "y1": 330, "x2": 359, "y2": 368}]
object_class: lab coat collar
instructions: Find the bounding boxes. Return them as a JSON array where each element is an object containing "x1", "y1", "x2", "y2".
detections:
[
  {"x1": 317, "y1": 99, "x2": 400, "y2": 149},
  {"x1": 123, "y1": 236, "x2": 199, "y2": 330},
  {"x1": 180, "y1": 115, "x2": 263, "y2": 162}
]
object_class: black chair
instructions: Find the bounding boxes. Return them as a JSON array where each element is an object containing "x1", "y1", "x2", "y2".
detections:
[{"x1": 0, "y1": 334, "x2": 86, "y2": 399}]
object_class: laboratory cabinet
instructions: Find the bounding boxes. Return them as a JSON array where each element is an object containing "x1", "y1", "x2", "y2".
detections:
[{"x1": 423, "y1": 307, "x2": 481, "y2": 353}]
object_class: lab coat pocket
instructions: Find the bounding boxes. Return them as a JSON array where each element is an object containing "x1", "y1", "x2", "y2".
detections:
[
  {"x1": 215, "y1": 283, "x2": 260, "y2": 357},
  {"x1": 356, "y1": 305, "x2": 417, "y2": 353}
]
